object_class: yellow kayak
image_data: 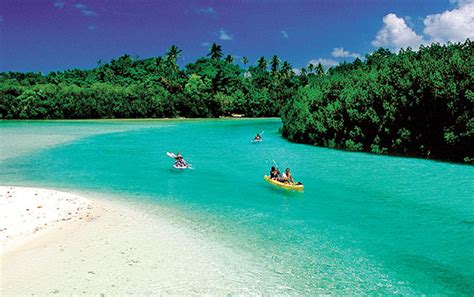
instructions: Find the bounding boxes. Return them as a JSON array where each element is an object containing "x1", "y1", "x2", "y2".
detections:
[{"x1": 264, "y1": 176, "x2": 304, "y2": 191}]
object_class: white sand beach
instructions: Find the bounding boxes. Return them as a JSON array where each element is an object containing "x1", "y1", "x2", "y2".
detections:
[
  {"x1": 0, "y1": 186, "x2": 292, "y2": 295},
  {"x1": 0, "y1": 186, "x2": 97, "y2": 254}
]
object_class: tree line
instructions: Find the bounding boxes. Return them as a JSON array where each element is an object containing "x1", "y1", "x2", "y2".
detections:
[
  {"x1": 280, "y1": 40, "x2": 473, "y2": 164},
  {"x1": 0, "y1": 43, "x2": 303, "y2": 119},
  {"x1": 0, "y1": 40, "x2": 472, "y2": 163}
]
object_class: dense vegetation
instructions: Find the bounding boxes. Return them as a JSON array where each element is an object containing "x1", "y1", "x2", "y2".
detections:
[
  {"x1": 0, "y1": 41, "x2": 472, "y2": 163},
  {"x1": 281, "y1": 41, "x2": 473, "y2": 163},
  {"x1": 0, "y1": 44, "x2": 301, "y2": 119}
]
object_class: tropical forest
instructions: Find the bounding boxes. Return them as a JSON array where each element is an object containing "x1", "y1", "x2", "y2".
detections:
[{"x1": 1, "y1": 40, "x2": 473, "y2": 163}]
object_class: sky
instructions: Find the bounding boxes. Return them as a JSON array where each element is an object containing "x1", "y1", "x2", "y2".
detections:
[{"x1": 0, "y1": 0, "x2": 473, "y2": 73}]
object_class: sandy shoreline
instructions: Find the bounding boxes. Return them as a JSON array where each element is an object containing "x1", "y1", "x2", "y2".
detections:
[
  {"x1": 0, "y1": 186, "x2": 98, "y2": 256},
  {"x1": 0, "y1": 185, "x2": 292, "y2": 295}
]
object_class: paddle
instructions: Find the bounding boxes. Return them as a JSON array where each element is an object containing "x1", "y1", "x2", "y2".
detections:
[
  {"x1": 272, "y1": 159, "x2": 295, "y2": 185},
  {"x1": 271, "y1": 159, "x2": 284, "y2": 183},
  {"x1": 272, "y1": 159, "x2": 279, "y2": 170}
]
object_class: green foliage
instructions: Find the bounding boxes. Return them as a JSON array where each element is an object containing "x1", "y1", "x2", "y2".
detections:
[
  {"x1": 1, "y1": 40, "x2": 472, "y2": 163},
  {"x1": 0, "y1": 44, "x2": 300, "y2": 120},
  {"x1": 280, "y1": 40, "x2": 474, "y2": 164}
]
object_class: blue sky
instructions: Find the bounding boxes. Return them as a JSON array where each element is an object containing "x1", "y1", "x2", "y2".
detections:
[{"x1": 0, "y1": 0, "x2": 472, "y2": 73}]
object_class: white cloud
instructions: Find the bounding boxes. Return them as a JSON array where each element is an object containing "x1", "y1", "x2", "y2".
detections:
[
  {"x1": 53, "y1": 1, "x2": 65, "y2": 9},
  {"x1": 281, "y1": 30, "x2": 289, "y2": 38},
  {"x1": 423, "y1": 2, "x2": 474, "y2": 43},
  {"x1": 372, "y1": 13, "x2": 425, "y2": 50},
  {"x1": 292, "y1": 68, "x2": 301, "y2": 75},
  {"x1": 308, "y1": 58, "x2": 339, "y2": 68},
  {"x1": 219, "y1": 29, "x2": 233, "y2": 41},
  {"x1": 331, "y1": 47, "x2": 361, "y2": 59},
  {"x1": 372, "y1": 2, "x2": 473, "y2": 52},
  {"x1": 201, "y1": 42, "x2": 210, "y2": 47}
]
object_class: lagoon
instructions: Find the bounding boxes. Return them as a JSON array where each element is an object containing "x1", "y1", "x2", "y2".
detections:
[{"x1": 1, "y1": 119, "x2": 473, "y2": 295}]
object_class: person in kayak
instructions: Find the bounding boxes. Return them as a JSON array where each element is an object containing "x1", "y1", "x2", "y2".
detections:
[
  {"x1": 174, "y1": 152, "x2": 187, "y2": 167},
  {"x1": 281, "y1": 168, "x2": 295, "y2": 184},
  {"x1": 273, "y1": 168, "x2": 284, "y2": 182},
  {"x1": 254, "y1": 133, "x2": 262, "y2": 141},
  {"x1": 270, "y1": 166, "x2": 279, "y2": 179}
]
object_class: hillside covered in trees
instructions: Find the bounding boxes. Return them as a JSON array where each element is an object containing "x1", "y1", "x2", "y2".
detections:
[{"x1": 0, "y1": 41, "x2": 472, "y2": 163}]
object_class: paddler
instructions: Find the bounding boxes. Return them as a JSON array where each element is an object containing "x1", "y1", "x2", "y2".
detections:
[
  {"x1": 174, "y1": 152, "x2": 186, "y2": 166},
  {"x1": 270, "y1": 166, "x2": 279, "y2": 179},
  {"x1": 281, "y1": 168, "x2": 295, "y2": 184}
]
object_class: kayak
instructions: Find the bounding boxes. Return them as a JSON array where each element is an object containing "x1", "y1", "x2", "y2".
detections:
[
  {"x1": 264, "y1": 175, "x2": 304, "y2": 191},
  {"x1": 252, "y1": 131, "x2": 264, "y2": 143},
  {"x1": 173, "y1": 163, "x2": 189, "y2": 170},
  {"x1": 167, "y1": 152, "x2": 192, "y2": 169}
]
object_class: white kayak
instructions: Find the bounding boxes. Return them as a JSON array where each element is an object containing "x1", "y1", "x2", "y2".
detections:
[
  {"x1": 173, "y1": 163, "x2": 189, "y2": 170},
  {"x1": 167, "y1": 152, "x2": 192, "y2": 169}
]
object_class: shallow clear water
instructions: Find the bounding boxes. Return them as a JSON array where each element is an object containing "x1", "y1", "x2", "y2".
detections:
[{"x1": 1, "y1": 119, "x2": 473, "y2": 294}]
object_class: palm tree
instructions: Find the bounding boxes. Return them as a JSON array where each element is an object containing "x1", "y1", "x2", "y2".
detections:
[
  {"x1": 280, "y1": 60, "x2": 292, "y2": 77},
  {"x1": 300, "y1": 67, "x2": 307, "y2": 76},
  {"x1": 166, "y1": 45, "x2": 182, "y2": 68},
  {"x1": 316, "y1": 63, "x2": 325, "y2": 77},
  {"x1": 241, "y1": 56, "x2": 249, "y2": 67},
  {"x1": 257, "y1": 56, "x2": 267, "y2": 71},
  {"x1": 224, "y1": 54, "x2": 234, "y2": 64},
  {"x1": 353, "y1": 57, "x2": 363, "y2": 68},
  {"x1": 207, "y1": 43, "x2": 223, "y2": 60},
  {"x1": 156, "y1": 57, "x2": 163, "y2": 66},
  {"x1": 270, "y1": 55, "x2": 280, "y2": 73}
]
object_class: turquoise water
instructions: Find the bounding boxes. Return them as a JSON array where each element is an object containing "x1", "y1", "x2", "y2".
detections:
[{"x1": 1, "y1": 119, "x2": 473, "y2": 294}]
